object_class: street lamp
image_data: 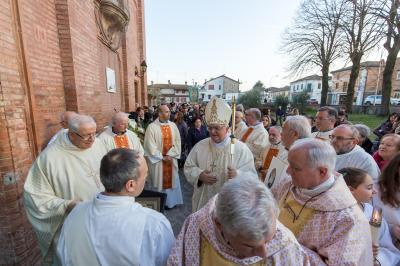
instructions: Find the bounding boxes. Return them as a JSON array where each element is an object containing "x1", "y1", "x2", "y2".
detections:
[{"x1": 135, "y1": 60, "x2": 147, "y2": 77}]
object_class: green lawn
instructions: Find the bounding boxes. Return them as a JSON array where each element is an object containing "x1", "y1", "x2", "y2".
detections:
[{"x1": 347, "y1": 114, "x2": 386, "y2": 131}]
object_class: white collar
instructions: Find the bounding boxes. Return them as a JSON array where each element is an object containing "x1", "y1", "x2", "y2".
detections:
[
  {"x1": 300, "y1": 174, "x2": 335, "y2": 197},
  {"x1": 211, "y1": 135, "x2": 230, "y2": 148}
]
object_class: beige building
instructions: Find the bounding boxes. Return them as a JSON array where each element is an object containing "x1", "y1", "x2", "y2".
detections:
[
  {"x1": 147, "y1": 81, "x2": 190, "y2": 105},
  {"x1": 329, "y1": 60, "x2": 400, "y2": 105}
]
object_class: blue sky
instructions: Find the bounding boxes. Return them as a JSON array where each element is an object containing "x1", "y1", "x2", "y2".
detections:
[{"x1": 144, "y1": 1, "x2": 385, "y2": 91}]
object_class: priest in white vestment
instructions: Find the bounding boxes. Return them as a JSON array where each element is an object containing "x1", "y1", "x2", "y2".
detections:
[
  {"x1": 47, "y1": 111, "x2": 77, "y2": 146},
  {"x1": 184, "y1": 96, "x2": 257, "y2": 212},
  {"x1": 144, "y1": 104, "x2": 183, "y2": 208},
  {"x1": 98, "y1": 112, "x2": 143, "y2": 154},
  {"x1": 273, "y1": 139, "x2": 373, "y2": 265},
  {"x1": 168, "y1": 175, "x2": 311, "y2": 265},
  {"x1": 241, "y1": 108, "x2": 269, "y2": 160},
  {"x1": 23, "y1": 115, "x2": 107, "y2": 265},
  {"x1": 256, "y1": 126, "x2": 287, "y2": 180},
  {"x1": 312, "y1": 106, "x2": 337, "y2": 142},
  {"x1": 331, "y1": 125, "x2": 380, "y2": 181},
  {"x1": 233, "y1": 111, "x2": 247, "y2": 140},
  {"x1": 57, "y1": 149, "x2": 175, "y2": 266}
]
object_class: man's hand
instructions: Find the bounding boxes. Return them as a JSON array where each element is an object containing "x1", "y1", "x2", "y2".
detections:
[
  {"x1": 227, "y1": 167, "x2": 237, "y2": 178},
  {"x1": 199, "y1": 170, "x2": 217, "y2": 185},
  {"x1": 163, "y1": 155, "x2": 172, "y2": 162}
]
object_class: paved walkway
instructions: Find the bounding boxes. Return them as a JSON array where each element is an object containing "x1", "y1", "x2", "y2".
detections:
[{"x1": 164, "y1": 169, "x2": 193, "y2": 236}]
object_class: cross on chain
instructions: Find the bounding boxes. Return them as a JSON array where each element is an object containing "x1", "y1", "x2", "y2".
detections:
[{"x1": 86, "y1": 164, "x2": 101, "y2": 188}]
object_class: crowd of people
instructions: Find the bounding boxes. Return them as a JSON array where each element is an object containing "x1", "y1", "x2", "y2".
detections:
[{"x1": 22, "y1": 97, "x2": 400, "y2": 265}]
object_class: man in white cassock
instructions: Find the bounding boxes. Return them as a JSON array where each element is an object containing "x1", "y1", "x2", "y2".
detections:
[
  {"x1": 331, "y1": 124, "x2": 380, "y2": 182},
  {"x1": 312, "y1": 106, "x2": 337, "y2": 142},
  {"x1": 144, "y1": 104, "x2": 183, "y2": 208},
  {"x1": 57, "y1": 148, "x2": 175, "y2": 266},
  {"x1": 98, "y1": 112, "x2": 143, "y2": 154},
  {"x1": 240, "y1": 108, "x2": 269, "y2": 160},
  {"x1": 47, "y1": 111, "x2": 77, "y2": 146},
  {"x1": 23, "y1": 115, "x2": 107, "y2": 265},
  {"x1": 233, "y1": 111, "x2": 247, "y2": 140},
  {"x1": 168, "y1": 175, "x2": 311, "y2": 265},
  {"x1": 184, "y1": 96, "x2": 257, "y2": 212}
]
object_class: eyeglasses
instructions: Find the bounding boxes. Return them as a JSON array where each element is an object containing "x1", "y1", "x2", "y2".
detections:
[
  {"x1": 207, "y1": 125, "x2": 226, "y2": 132},
  {"x1": 315, "y1": 116, "x2": 330, "y2": 121},
  {"x1": 73, "y1": 131, "x2": 96, "y2": 141},
  {"x1": 329, "y1": 135, "x2": 354, "y2": 141}
]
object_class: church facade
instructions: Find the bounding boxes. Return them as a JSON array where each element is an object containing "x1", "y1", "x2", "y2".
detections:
[{"x1": 0, "y1": 0, "x2": 147, "y2": 264}]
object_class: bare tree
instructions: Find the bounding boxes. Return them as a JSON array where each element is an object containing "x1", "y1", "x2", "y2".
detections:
[
  {"x1": 341, "y1": 0, "x2": 385, "y2": 112},
  {"x1": 375, "y1": 0, "x2": 400, "y2": 115},
  {"x1": 282, "y1": 0, "x2": 345, "y2": 106}
]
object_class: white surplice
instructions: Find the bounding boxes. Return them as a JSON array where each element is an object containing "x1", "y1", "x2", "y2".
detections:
[
  {"x1": 184, "y1": 136, "x2": 257, "y2": 212},
  {"x1": 23, "y1": 131, "x2": 107, "y2": 263},
  {"x1": 240, "y1": 122, "x2": 269, "y2": 161},
  {"x1": 335, "y1": 145, "x2": 381, "y2": 182},
  {"x1": 57, "y1": 194, "x2": 175, "y2": 266},
  {"x1": 144, "y1": 119, "x2": 183, "y2": 208},
  {"x1": 98, "y1": 126, "x2": 144, "y2": 154},
  {"x1": 363, "y1": 203, "x2": 400, "y2": 266}
]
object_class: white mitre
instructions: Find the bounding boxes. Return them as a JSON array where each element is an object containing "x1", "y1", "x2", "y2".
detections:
[{"x1": 205, "y1": 96, "x2": 232, "y2": 125}]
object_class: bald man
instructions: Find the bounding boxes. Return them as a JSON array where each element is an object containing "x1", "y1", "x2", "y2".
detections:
[
  {"x1": 98, "y1": 112, "x2": 143, "y2": 154},
  {"x1": 48, "y1": 111, "x2": 77, "y2": 146}
]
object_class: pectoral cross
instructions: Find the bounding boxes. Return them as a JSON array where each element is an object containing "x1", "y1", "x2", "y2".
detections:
[
  {"x1": 86, "y1": 164, "x2": 101, "y2": 189},
  {"x1": 210, "y1": 161, "x2": 217, "y2": 172}
]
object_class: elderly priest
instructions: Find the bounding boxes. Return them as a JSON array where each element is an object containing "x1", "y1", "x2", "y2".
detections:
[
  {"x1": 167, "y1": 175, "x2": 310, "y2": 265},
  {"x1": 23, "y1": 115, "x2": 107, "y2": 264},
  {"x1": 272, "y1": 138, "x2": 373, "y2": 265}
]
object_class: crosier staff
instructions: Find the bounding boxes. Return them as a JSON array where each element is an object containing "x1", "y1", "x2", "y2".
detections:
[{"x1": 230, "y1": 96, "x2": 236, "y2": 166}]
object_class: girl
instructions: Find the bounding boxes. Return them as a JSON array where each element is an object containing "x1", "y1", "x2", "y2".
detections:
[{"x1": 339, "y1": 167, "x2": 400, "y2": 266}]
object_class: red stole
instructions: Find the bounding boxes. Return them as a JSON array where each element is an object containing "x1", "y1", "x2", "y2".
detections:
[
  {"x1": 241, "y1": 127, "x2": 254, "y2": 142},
  {"x1": 161, "y1": 125, "x2": 173, "y2": 189},
  {"x1": 260, "y1": 147, "x2": 280, "y2": 182},
  {"x1": 113, "y1": 135, "x2": 129, "y2": 148}
]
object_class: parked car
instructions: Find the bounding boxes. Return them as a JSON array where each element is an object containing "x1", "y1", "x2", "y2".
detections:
[
  {"x1": 364, "y1": 95, "x2": 400, "y2": 105},
  {"x1": 307, "y1": 98, "x2": 319, "y2": 105}
]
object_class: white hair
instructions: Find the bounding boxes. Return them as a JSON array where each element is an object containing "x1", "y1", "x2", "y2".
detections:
[
  {"x1": 247, "y1": 108, "x2": 262, "y2": 120},
  {"x1": 68, "y1": 115, "x2": 96, "y2": 132},
  {"x1": 284, "y1": 115, "x2": 312, "y2": 139},
  {"x1": 353, "y1": 124, "x2": 371, "y2": 138},
  {"x1": 112, "y1": 112, "x2": 129, "y2": 125},
  {"x1": 290, "y1": 138, "x2": 336, "y2": 176},
  {"x1": 215, "y1": 174, "x2": 278, "y2": 241},
  {"x1": 269, "y1": 125, "x2": 282, "y2": 133}
]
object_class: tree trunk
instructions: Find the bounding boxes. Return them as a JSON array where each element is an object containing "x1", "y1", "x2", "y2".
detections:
[
  {"x1": 345, "y1": 54, "x2": 362, "y2": 113},
  {"x1": 380, "y1": 51, "x2": 399, "y2": 116},
  {"x1": 321, "y1": 64, "x2": 329, "y2": 106}
]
